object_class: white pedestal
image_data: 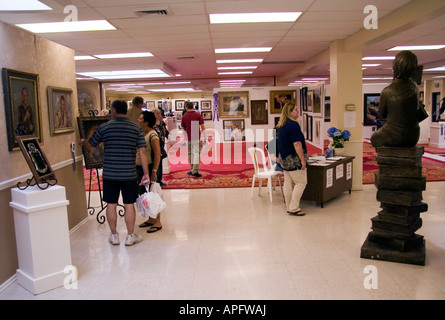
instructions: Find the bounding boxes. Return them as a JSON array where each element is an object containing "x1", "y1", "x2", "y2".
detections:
[
  {"x1": 429, "y1": 122, "x2": 445, "y2": 148},
  {"x1": 9, "y1": 185, "x2": 75, "y2": 295}
]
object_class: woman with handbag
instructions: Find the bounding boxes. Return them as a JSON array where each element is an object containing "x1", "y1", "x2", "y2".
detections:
[
  {"x1": 276, "y1": 103, "x2": 307, "y2": 216},
  {"x1": 153, "y1": 108, "x2": 169, "y2": 186},
  {"x1": 136, "y1": 110, "x2": 163, "y2": 233}
]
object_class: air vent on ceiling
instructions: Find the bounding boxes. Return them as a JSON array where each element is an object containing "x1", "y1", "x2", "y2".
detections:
[
  {"x1": 135, "y1": 6, "x2": 170, "y2": 16},
  {"x1": 177, "y1": 56, "x2": 196, "y2": 60}
]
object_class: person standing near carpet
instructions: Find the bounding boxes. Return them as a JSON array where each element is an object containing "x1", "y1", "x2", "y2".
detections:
[
  {"x1": 81, "y1": 100, "x2": 150, "y2": 246},
  {"x1": 153, "y1": 108, "x2": 169, "y2": 186},
  {"x1": 276, "y1": 102, "x2": 307, "y2": 216},
  {"x1": 181, "y1": 101, "x2": 206, "y2": 178},
  {"x1": 136, "y1": 110, "x2": 163, "y2": 233}
]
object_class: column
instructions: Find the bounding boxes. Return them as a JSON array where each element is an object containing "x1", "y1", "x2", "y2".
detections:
[{"x1": 330, "y1": 39, "x2": 363, "y2": 191}]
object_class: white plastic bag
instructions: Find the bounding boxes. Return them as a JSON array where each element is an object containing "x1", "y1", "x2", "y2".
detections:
[
  {"x1": 151, "y1": 182, "x2": 163, "y2": 198},
  {"x1": 136, "y1": 189, "x2": 166, "y2": 218}
]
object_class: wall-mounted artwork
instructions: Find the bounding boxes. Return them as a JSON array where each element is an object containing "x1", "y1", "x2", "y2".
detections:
[
  {"x1": 218, "y1": 91, "x2": 249, "y2": 118},
  {"x1": 250, "y1": 100, "x2": 268, "y2": 125},
  {"x1": 2, "y1": 68, "x2": 42, "y2": 151},
  {"x1": 175, "y1": 100, "x2": 184, "y2": 111},
  {"x1": 363, "y1": 93, "x2": 380, "y2": 126},
  {"x1": 270, "y1": 90, "x2": 296, "y2": 114},
  {"x1": 324, "y1": 96, "x2": 331, "y2": 122},
  {"x1": 223, "y1": 119, "x2": 245, "y2": 141},
  {"x1": 201, "y1": 100, "x2": 212, "y2": 110},
  {"x1": 47, "y1": 86, "x2": 74, "y2": 136},
  {"x1": 201, "y1": 111, "x2": 212, "y2": 120}
]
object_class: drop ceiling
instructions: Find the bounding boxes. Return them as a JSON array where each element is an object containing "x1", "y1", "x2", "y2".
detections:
[{"x1": 0, "y1": 0, "x2": 444, "y2": 95}]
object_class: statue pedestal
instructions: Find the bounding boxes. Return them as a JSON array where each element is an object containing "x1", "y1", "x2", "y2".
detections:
[
  {"x1": 360, "y1": 146, "x2": 427, "y2": 266},
  {"x1": 9, "y1": 185, "x2": 76, "y2": 294}
]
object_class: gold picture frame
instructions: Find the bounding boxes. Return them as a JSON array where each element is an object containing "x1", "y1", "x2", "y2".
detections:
[{"x1": 218, "y1": 91, "x2": 249, "y2": 118}]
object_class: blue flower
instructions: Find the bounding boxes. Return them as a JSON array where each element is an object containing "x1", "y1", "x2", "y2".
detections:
[
  {"x1": 327, "y1": 127, "x2": 338, "y2": 137},
  {"x1": 327, "y1": 127, "x2": 351, "y2": 148},
  {"x1": 342, "y1": 130, "x2": 351, "y2": 140}
]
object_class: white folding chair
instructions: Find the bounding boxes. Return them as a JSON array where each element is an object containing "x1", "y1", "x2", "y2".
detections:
[{"x1": 248, "y1": 147, "x2": 284, "y2": 203}]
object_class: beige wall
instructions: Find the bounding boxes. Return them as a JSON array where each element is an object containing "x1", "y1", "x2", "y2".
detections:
[{"x1": 0, "y1": 22, "x2": 88, "y2": 285}]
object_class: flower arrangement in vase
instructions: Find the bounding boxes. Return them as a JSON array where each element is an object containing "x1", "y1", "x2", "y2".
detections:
[{"x1": 327, "y1": 127, "x2": 351, "y2": 154}]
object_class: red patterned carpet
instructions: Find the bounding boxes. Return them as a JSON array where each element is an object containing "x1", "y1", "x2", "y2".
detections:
[
  {"x1": 362, "y1": 142, "x2": 445, "y2": 184},
  {"x1": 84, "y1": 141, "x2": 445, "y2": 190}
]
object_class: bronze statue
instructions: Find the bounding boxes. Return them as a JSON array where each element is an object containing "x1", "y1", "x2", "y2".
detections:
[{"x1": 371, "y1": 50, "x2": 421, "y2": 148}]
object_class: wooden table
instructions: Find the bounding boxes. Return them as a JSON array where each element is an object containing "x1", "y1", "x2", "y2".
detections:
[{"x1": 302, "y1": 156, "x2": 355, "y2": 208}]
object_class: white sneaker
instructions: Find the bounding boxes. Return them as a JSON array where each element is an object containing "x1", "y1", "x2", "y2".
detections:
[
  {"x1": 125, "y1": 233, "x2": 143, "y2": 246},
  {"x1": 109, "y1": 233, "x2": 120, "y2": 245}
]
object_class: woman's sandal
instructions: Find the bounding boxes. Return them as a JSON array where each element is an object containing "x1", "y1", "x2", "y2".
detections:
[
  {"x1": 287, "y1": 210, "x2": 305, "y2": 216},
  {"x1": 139, "y1": 221, "x2": 154, "y2": 228}
]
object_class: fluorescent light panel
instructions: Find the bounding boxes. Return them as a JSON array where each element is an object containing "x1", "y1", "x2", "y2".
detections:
[
  {"x1": 215, "y1": 47, "x2": 272, "y2": 53},
  {"x1": 76, "y1": 69, "x2": 170, "y2": 80},
  {"x1": 424, "y1": 66, "x2": 445, "y2": 72},
  {"x1": 363, "y1": 56, "x2": 395, "y2": 60},
  {"x1": 362, "y1": 64, "x2": 381, "y2": 67},
  {"x1": 218, "y1": 66, "x2": 257, "y2": 70},
  {"x1": 388, "y1": 45, "x2": 445, "y2": 51},
  {"x1": 74, "y1": 55, "x2": 96, "y2": 60},
  {"x1": 218, "y1": 71, "x2": 253, "y2": 75},
  {"x1": 16, "y1": 20, "x2": 116, "y2": 33},
  {"x1": 94, "y1": 52, "x2": 153, "y2": 59},
  {"x1": 149, "y1": 88, "x2": 195, "y2": 92},
  {"x1": 0, "y1": 0, "x2": 52, "y2": 11},
  {"x1": 217, "y1": 59, "x2": 263, "y2": 64},
  {"x1": 209, "y1": 12, "x2": 302, "y2": 24}
]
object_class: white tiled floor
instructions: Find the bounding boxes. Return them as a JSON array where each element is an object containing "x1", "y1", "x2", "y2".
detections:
[{"x1": 1, "y1": 182, "x2": 445, "y2": 300}]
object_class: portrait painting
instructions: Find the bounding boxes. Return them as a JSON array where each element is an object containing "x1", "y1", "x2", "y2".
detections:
[
  {"x1": 218, "y1": 91, "x2": 249, "y2": 118},
  {"x1": 175, "y1": 100, "x2": 184, "y2": 111},
  {"x1": 48, "y1": 86, "x2": 74, "y2": 135},
  {"x1": 77, "y1": 116, "x2": 109, "y2": 169},
  {"x1": 270, "y1": 90, "x2": 296, "y2": 114},
  {"x1": 16, "y1": 135, "x2": 55, "y2": 184},
  {"x1": 2, "y1": 68, "x2": 42, "y2": 151},
  {"x1": 223, "y1": 119, "x2": 245, "y2": 141},
  {"x1": 77, "y1": 89, "x2": 95, "y2": 117},
  {"x1": 146, "y1": 101, "x2": 155, "y2": 110}
]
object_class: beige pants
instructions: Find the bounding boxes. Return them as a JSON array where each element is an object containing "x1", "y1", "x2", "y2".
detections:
[
  {"x1": 187, "y1": 140, "x2": 202, "y2": 174},
  {"x1": 283, "y1": 169, "x2": 307, "y2": 213}
]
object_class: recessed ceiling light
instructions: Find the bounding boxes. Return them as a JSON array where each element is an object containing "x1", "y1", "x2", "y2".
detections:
[
  {"x1": 388, "y1": 45, "x2": 445, "y2": 51},
  {"x1": 16, "y1": 20, "x2": 116, "y2": 33},
  {"x1": 76, "y1": 69, "x2": 170, "y2": 80},
  {"x1": 217, "y1": 66, "x2": 257, "y2": 70},
  {"x1": 209, "y1": 12, "x2": 302, "y2": 24},
  {"x1": 424, "y1": 66, "x2": 445, "y2": 72},
  {"x1": 215, "y1": 47, "x2": 272, "y2": 53},
  {"x1": 218, "y1": 71, "x2": 253, "y2": 75},
  {"x1": 362, "y1": 64, "x2": 381, "y2": 67},
  {"x1": 94, "y1": 52, "x2": 153, "y2": 59},
  {"x1": 363, "y1": 56, "x2": 395, "y2": 60},
  {"x1": 74, "y1": 55, "x2": 97, "y2": 60},
  {"x1": 0, "y1": 0, "x2": 52, "y2": 11},
  {"x1": 217, "y1": 59, "x2": 263, "y2": 64}
]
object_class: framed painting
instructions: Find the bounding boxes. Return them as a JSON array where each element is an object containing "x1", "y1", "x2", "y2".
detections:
[
  {"x1": 77, "y1": 116, "x2": 109, "y2": 169},
  {"x1": 301, "y1": 87, "x2": 308, "y2": 112},
  {"x1": 307, "y1": 90, "x2": 314, "y2": 112},
  {"x1": 314, "y1": 118, "x2": 321, "y2": 144},
  {"x1": 201, "y1": 111, "x2": 212, "y2": 120},
  {"x1": 191, "y1": 101, "x2": 199, "y2": 110},
  {"x1": 270, "y1": 90, "x2": 296, "y2": 114},
  {"x1": 302, "y1": 113, "x2": 307, "y2": 139},
  {"x1": 312, "y1": 86, "x2": 322, "y2": 114},
  {"x1": 77, "y1": 89, "x2": 96, "y2": 117},
  {"x1": 324, "y1": 96, "x2": 331, "y2": 122},
  {"x1": 2, "y1": 68, "x2": 42, "y2": 151},
  {"x1": 47, "y1": 86, "x2": 74, "y2": 136},
  {"x1": 363, "y1": 93, "x2": 380, "y2": 126},
  {"x1": 201, "y1": 100, "x2": 212, "y2": 110},
  {"x1": 145, "y1": 100, "x2": 155, "y2": 110},
  {"x1": 175, "y1": 100, "x2": 184, "y2": 111},
  {"x1": 307, "y1": 115, "x2": 313, "y2": 141},
  {"x1": 250, "y1": 100, "x2": 268, "y2": 125},
  {"x1": 16, "y1": 135, "x2": 55, "y2": 184},
  {"x1": 223, "y1": 119, "x2": 245, "y2": 141},
  {"x1": 218, "y1": 91, "x2": 249, "y2": 118}
]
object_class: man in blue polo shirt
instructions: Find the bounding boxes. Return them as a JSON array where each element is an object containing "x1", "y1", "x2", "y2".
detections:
[{"x1": 82, "y1": 100, "x2": 150, "y2": 246}]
